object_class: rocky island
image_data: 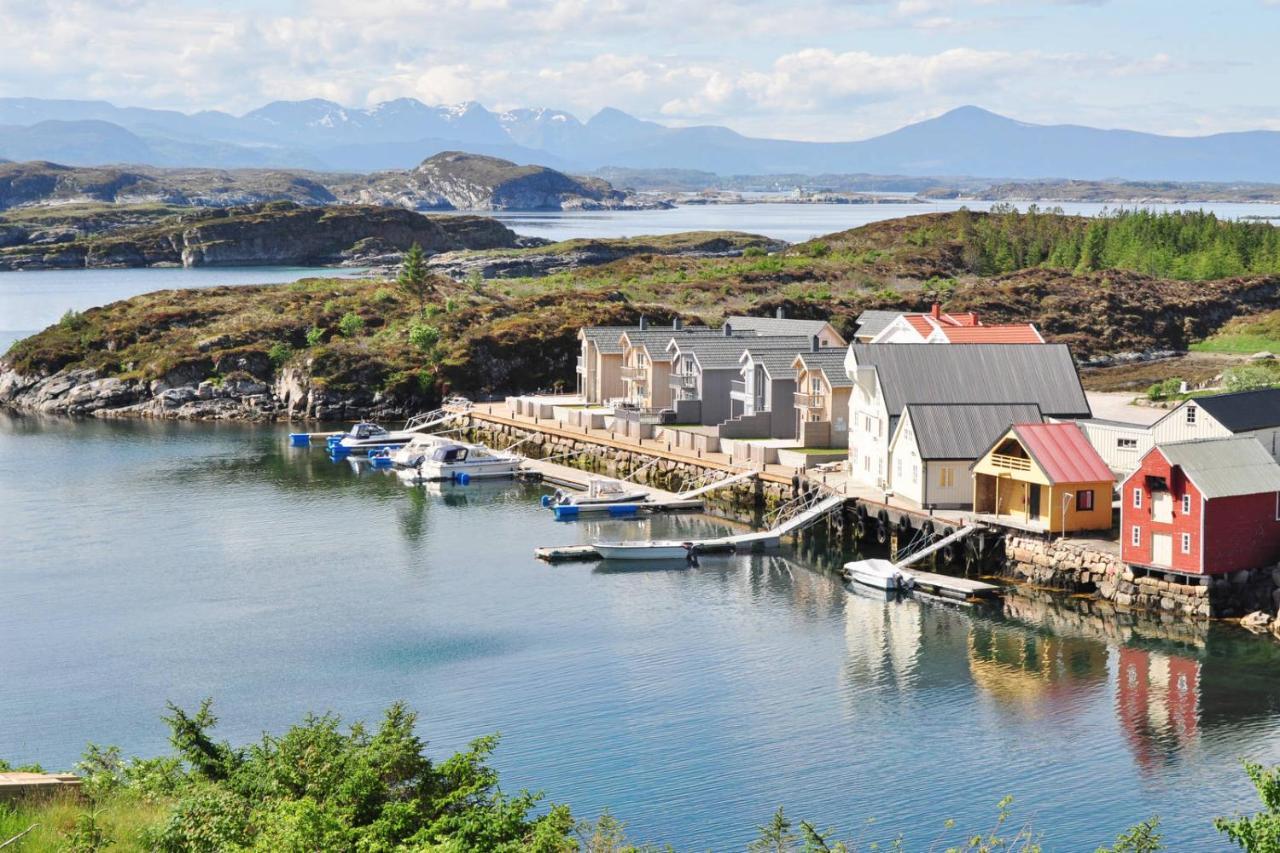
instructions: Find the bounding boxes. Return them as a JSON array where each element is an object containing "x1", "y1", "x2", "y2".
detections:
[{"x1": 5, "y1": 209, "x2": 1280, "y2": 422}]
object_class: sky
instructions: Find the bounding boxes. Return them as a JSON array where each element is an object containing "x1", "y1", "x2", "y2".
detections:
[{"x1": 1, "y1": 0, "x2": 1278, "y2": 142}]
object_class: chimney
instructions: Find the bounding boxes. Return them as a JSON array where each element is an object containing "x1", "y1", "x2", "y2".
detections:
[
  {"x1": 639, "y1": 315, "x2": 648, "y2": 331},
  {"x1": 723, "y1": 323, "x2": 733, "y2": 337},
  {"x1": 673, "y1": 317, "x2": 683, "y2": 331},
  {"x1": 930, "y1": 303, "x2": 941, "y2": 320},
  {"x1": 776, "y1": 306, "x2": 786, "y2": 319},
  {"x1": 811, "y1": 335, "x2": 819, "y2": 353}
]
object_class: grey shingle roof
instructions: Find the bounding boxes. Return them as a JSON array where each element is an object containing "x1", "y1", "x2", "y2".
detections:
[
  {"x1": 726, "y1": 315, "x2": 836, "y2": 340},
  {"x1": 668, "y1": 335, "x2": 794, "y2": 370},
  {"x1": 619, "y1": 328, "x2": 743, "y2": 361},
  {"x1": 904, "y1": 403, "x2": 1044, "y2": 460},
  {"x1": 743, "y1": 343, "x2": 813, "y2": 376},
  {"x1": 580, "y1": 326, "x2": 633, "y2": 355},
  {"x1": 1159, "y1": 437, "x2": 1280, "y2": 499},
  {"x1": 853, "y1": 310, "x2": 901, "y2": 340},
  {"x1": 793, "y1": 350, "x2": 853, "y2": 387},
  {"x1": 848, "y1": 343, "x2": 1091, "y2": 419},
  {"x1": 1187, "y1": 389, "x2": 1280, "y2": 433}
]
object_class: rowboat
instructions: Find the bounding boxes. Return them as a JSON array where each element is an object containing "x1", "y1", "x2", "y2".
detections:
[
  {"x1": 843, "y1": 558, "x2": 915, "y2": 592},
  {"x1": 594, "y1": 540, "x2": 699, "y2": 561}
]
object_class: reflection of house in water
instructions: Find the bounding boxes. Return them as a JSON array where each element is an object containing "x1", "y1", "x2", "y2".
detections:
[
  {"x1": 966, "y1": 624, "x2": 1109, "y2": 716},
  {"x1": 842, "y1": 591, "x2": 972, "y2": 693},
  {"x1": 1116, "y1": 647, "x2": 1200, "y2": 772}
]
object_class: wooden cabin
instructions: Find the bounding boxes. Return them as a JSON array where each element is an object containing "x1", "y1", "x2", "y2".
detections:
[{"x1": 971, "y1": 422, "x2": 1114, "y2": 533}]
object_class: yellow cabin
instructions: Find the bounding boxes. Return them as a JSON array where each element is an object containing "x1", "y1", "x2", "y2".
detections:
[{"x1": 971, "y1": 422, "x2": 1115, "y2": 534}]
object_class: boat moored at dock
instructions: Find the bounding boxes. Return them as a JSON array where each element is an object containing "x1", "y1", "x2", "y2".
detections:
[
  {"x1": 542, "y1": 477, "x2": 649, "y2": 509},
  {"x1": 396, "y1": 442, "x2": 523, "y2": 483},
  {"x1": 844, "y1": 558, "x2": 916, "y2": 592},
  {"x1": 594, "y1": 540, "x2": 701, "y2": 562}
]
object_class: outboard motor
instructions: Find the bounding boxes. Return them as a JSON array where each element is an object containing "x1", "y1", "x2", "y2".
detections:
[{"x1": 684, "y1": 542, "x2": 699, "y2": 567}]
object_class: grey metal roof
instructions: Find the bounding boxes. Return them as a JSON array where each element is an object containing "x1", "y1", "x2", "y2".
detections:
[
  {"x1": 742, "y1": 344, "x2": 811, "y2": 377},
  {"x1": 1077, "y1": 417, "x2": 1152, "y2": 430},
  {"x1": 726, "y1": 315, "x2": 837, "y2": 340},
  {"x1": 671, "y1": 335, "x2": 808, "y2": 370},
  {"x1": 853, "y1": 310, "x2": 901, "y2": 340},
  {"x1": 1158, "y1": 437, "x2": 1280, "y2": 499},
  {"x1": 848, "y1": 344, "x2": 1092, "y2": 419},
  {"x1": 793, "y1": 349, "x2": 853, "y2": 387},
  {"x1": 903, "y1": 403, "x2": 1044, "y2": 460},
  {"x1": 580, "y1": 326, "x2": 633, "y2": 355},
  {"x1": 618, "y1": 328, "x2": 732, "y2": 361},
  {"x1": 1186, "y1": 389, "x2": 1280, "y2": 433}
]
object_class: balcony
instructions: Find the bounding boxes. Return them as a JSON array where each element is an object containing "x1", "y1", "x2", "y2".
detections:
[
  {"x1": 794, "y1": 392, "x2": 825, "y2": 410},
  {"x1": 621, "y1": 365, "x2": 648, "y2": 382},
  {"x1": 575, "y1": 355, "x2": 586, "y2": 374},
  {"x1": 669, "y1": 373, "x2": 698, "y2": 390},
  {"x1": 730, "y1": 379, "x2": 749, "y2": 399},
  {"x1": 990, "y1": 453, "x2": 1032, "y2": 472}
]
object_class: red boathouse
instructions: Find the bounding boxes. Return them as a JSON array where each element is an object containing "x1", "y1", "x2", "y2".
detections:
[{"x1": 1120, "y1": 437, "x2": 1280, "y2": 576}]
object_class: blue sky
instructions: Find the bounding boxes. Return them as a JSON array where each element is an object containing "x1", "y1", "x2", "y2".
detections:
[{"x1": 2, "y1": 0, "x2": 1277, "y2": 140}]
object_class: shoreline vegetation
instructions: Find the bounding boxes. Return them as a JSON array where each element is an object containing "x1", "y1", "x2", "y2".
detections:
[
  {"x1": 7, "y1": 699, "x2": 1269, "y2": 852},
  {"x1": 5, "y1": 208, "x2": 1280, "y2": 419}
]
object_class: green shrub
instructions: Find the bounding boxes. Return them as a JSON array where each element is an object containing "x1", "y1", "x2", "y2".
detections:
[
  {"x1": 59, "y1": 309, "x2": 87, "y2": 331},
  {"x1": 305, "y1": 327, "x2": 325, "y2": 347},
  {"x1": 267, "y1": 342, "x2": 293, "y2": 369},
  {"x1": 1223, "y1": 364, "x2": 1280, "y2": 393},
  {"x1": 337, "y1": 312, "x2": 364, "y2": 338},
  {"x1": 408, "y1": 323, "x2": 441, "y2": 354},
  {"x1": 742, "y1": 246, "x2": 767, "y2": 258},
  {"x1": 372, "y1": 287, "x2": 397, "y2": 305}
]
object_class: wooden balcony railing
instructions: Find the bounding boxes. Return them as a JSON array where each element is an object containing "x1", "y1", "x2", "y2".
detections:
[{"x1": 990, "y1": 453, "x2": 1032, "y2": 472}]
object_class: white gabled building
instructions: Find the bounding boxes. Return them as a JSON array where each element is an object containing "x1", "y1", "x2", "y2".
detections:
[{"x1": 843, "y1": 344, "x2": 1092, "y2": 490}]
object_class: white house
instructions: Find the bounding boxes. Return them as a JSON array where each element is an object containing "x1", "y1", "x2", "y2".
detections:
[
  {"x1": 843, "y1": 343, "x2": 1092, "y2": 490},
  {"x1": 1150, "y1": 390, "x2": 1280, "y2": 460}
]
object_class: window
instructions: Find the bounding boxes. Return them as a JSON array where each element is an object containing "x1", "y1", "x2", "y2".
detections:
[
  {"x1": 1181, "y1": 533, "x2": 1192, "y2": 554},
  {"x1": 1117, "y1": 437, "x2": 1138, "y2": 451},
  {"x1": 1077, "y1": 489, "x2": 1095, "y2": 511},
  {"x1": 912, "y1": 464, "x2": 919, "y2": 485},
  {"x1": 1182, "y1": 494, "x2": 1191, "y2": 515},
  {"x1": 1133, "y1": 487, "x2": 1143, "y2": 509},
  {"x1": 939, "y1": 467, "x2": 955, "y2": 488},
  {"x1": 1131, "y1": 525, "x2": 1142, "y2": 547},
  {"x1": 1186, "y1": 406, "x2": 1197, "y2": 425}
]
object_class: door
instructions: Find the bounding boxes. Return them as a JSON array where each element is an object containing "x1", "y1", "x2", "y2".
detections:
[
  {"x1": 1153, "y1": 491, "x2": 1173, "y2": 524},
  {"x1": 1152, "y1": 533, "x2": 1173, "y2": 567},
  {"x1": 1028, "y1": 483, "x2": 1041, "y2": 519}
]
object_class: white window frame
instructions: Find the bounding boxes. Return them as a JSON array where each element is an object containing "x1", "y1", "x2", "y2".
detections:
[
  {"x1": 1182, "y1": 494, "x2": 1191, "y2": 515},
  {"x1": 1133, "y1": 487, "x2": 1142, "y2": 509},
  {"x1": 1181, "y1": 532, "x2": 1191, "y2": 554},
  {"x1": 1186, "y1": 406, "x2": 1197, "y2": 425},
  {"x1": 1117, "y1": 437, "x2": 1138, "y2": 451},
  {"x1": 1131, "y1": 525, "x2": 1142, "y2": 547}
]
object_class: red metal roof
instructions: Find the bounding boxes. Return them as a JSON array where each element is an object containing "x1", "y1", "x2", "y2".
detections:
[
  {"x1": 942, "y1": 324, "x2": 1043, "y2": 344},
  {"x1": 1012, "y1": 422, "x2": 1114, "y2": 484}
]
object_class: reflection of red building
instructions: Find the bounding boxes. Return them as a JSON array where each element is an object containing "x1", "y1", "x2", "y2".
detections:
[{"x1": 1116, "y1": 647, "x2": 1200, "y2": 772}]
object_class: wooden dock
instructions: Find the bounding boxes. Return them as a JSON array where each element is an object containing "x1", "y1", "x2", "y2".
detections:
[{"x1": 898, "y1": 570, "x2": 1000, "y2": 601}]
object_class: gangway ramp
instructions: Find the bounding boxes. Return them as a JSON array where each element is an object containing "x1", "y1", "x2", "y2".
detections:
[
  {"x1": 895, "y1": 524, "x2": 981, "y2": 569},
  {"x1": 676, "y1": 469, "x2": 757, "y2": 500}
]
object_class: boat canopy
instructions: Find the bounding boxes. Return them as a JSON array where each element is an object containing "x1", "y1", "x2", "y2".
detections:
[
  {"x1": 429, "y1": 444, "x2": 471, "y2": 463},
  {"x1": 349, "y1": 422, "x2": 389, "y2": 439}
]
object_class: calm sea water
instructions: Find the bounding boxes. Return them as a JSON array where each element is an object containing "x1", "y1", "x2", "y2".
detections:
[{"x1": 3, "y1": 413, "x2": 1279, "y2": 850}]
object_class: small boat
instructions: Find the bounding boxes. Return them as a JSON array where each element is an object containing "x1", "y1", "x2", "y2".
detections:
[
  {"x1": 388, "y1": 433, "x2": 453, "y2": 468},
  {"x1": 332, "y1": 422, "x2": 416, "y2": 452},
  {"x1": 396, "y1": 442, "x2": 522, "y2": 483},
  {"x1": 594, "y1": 541, "x2": 700, "y2": 563},
  {"x1": 542, "y1": 477, "x2": 649, "y2": 509},
  {"x1": 843, "y1": 558, "x2": 915, "y2": 592}
]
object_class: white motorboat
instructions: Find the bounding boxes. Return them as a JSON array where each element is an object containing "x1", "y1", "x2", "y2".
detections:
[
  {"x1": 543, "y1": 477, "x2": 649, "y2": 509},
  {"x1": 388, "y1": 433, "x2": 454, "y2": 468},
  {"x1": 332, "y1": 422, "x2": 417, "y2": 452},
  {"x1": 594, "y1": 540, "x2": 699, "y2": 561},
  {"x1": 396, "y1": 442, "x2": 523, "y2": 483},
  {"x1": 843, "y1": 559, "x2": 915, "y2": 592}
]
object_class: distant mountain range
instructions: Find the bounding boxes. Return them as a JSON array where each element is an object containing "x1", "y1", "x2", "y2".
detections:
[{"x1": 3, "y1": 97, "x2": 1280, "y2": 182}]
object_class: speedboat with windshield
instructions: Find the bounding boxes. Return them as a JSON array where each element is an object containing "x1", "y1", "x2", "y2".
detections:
[
  {"x1": 542, "y1": 476, "x2": 649, "y2": 509},
  {"x1": 331, "y1": 422, "x2": 416, "y2": 452},
  {"x1": 396, "y1": 442, "x2": 523, "y2": 483}
]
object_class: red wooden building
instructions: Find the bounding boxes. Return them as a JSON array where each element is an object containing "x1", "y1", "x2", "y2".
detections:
[{"x1": 1120, "y1": 437, "x2": 1280, "y2": 576}]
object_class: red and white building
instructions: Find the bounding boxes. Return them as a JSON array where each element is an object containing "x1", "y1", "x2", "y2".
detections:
[
  {"x1": 1120, "y1": 436, "x2": 1280, "y2": 576},
  {"x1": 870, "y1": 304, "x2": 1044, "y2": 344}
]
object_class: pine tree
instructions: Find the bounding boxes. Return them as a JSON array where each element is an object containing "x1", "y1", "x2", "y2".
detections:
[{"x1": 397, "y1": 243, "x2": 430, "y2": 313}]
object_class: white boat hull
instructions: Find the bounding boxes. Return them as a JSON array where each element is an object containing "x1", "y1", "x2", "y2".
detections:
[
  {"x1": 595, "y1": 541, "x2": 694, "y2": 560},
  {"x1": 844, "y1": 559, "x2": 914, "y2": 592},
  {"x1": 399, "y1": 459, "x2": 522, "y2": 483}
]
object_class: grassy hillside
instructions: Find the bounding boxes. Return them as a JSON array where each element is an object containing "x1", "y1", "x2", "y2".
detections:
[{"x1": 7, "y1": 209, "x2": 1280, "y2": 414}]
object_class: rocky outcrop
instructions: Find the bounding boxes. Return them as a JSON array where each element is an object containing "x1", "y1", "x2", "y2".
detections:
[
  {"x1": 344, "y1": 152, "x2": 667, "y2": 212},
  {"x1": 427, "y1": 233, "x2": 787, "y2": 280},
  {"x1": 0, "y1": 203, "x2": 520, "y2": 270}
]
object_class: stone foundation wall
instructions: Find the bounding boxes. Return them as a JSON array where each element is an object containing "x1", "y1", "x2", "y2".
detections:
[
  {"x1": 1004, "y1": 534, "x2": 1278, "y2": 619},
  {"x1": 459, "y1": 416, "x2": 801, "y2": 524}
]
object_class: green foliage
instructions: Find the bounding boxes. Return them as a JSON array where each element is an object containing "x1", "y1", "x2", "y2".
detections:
[
  {"x1": 267, "y1": 341, "x2": 293, "y2": 369},
  {"x1": 372, "y1": 287, "x2": 398, "y2": 305},
  {"x1": 1216, "y1": 761, "x2": 1280, "y2": 851},
  {"x1": 1097, "y1": 816, "x2": 1163, "y2": 852},
  {"x1": 337, "y1": 311, "x2": 365, "y2": 338},
  {"x1": 805, "y1": 241, "x2": 831, "y2": 258},
  {"x1": 750, "y1": 806, "x2": 797, "y2": 852},
  {"x1": 398, "y1": 242, "x2": 431, "y2": 309},
  {"x1": 409, "y1": 323, "x2": 441, "y2": 354},
  {"x1": 1146, "y1": 378, "x2": 1183, "y2": 401},
  {"x1": 1223, "y1": 364, "x2": 1280, "y2": 393},
  {"x1": 304, "y1": 326, "x2": 325, "y2": 347},
  {"x1": 65, "y1": 809, "x2": 111, "y2": 852},
  {"x1": 59, "y1": 308, "x2": 88, "y2": 331},
  {"x1": 467, "y1": 268, "x2": 487, "y2": 293},
  {"x1": 743, "y1": 246, "x2": 768, "y2": 257}
]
